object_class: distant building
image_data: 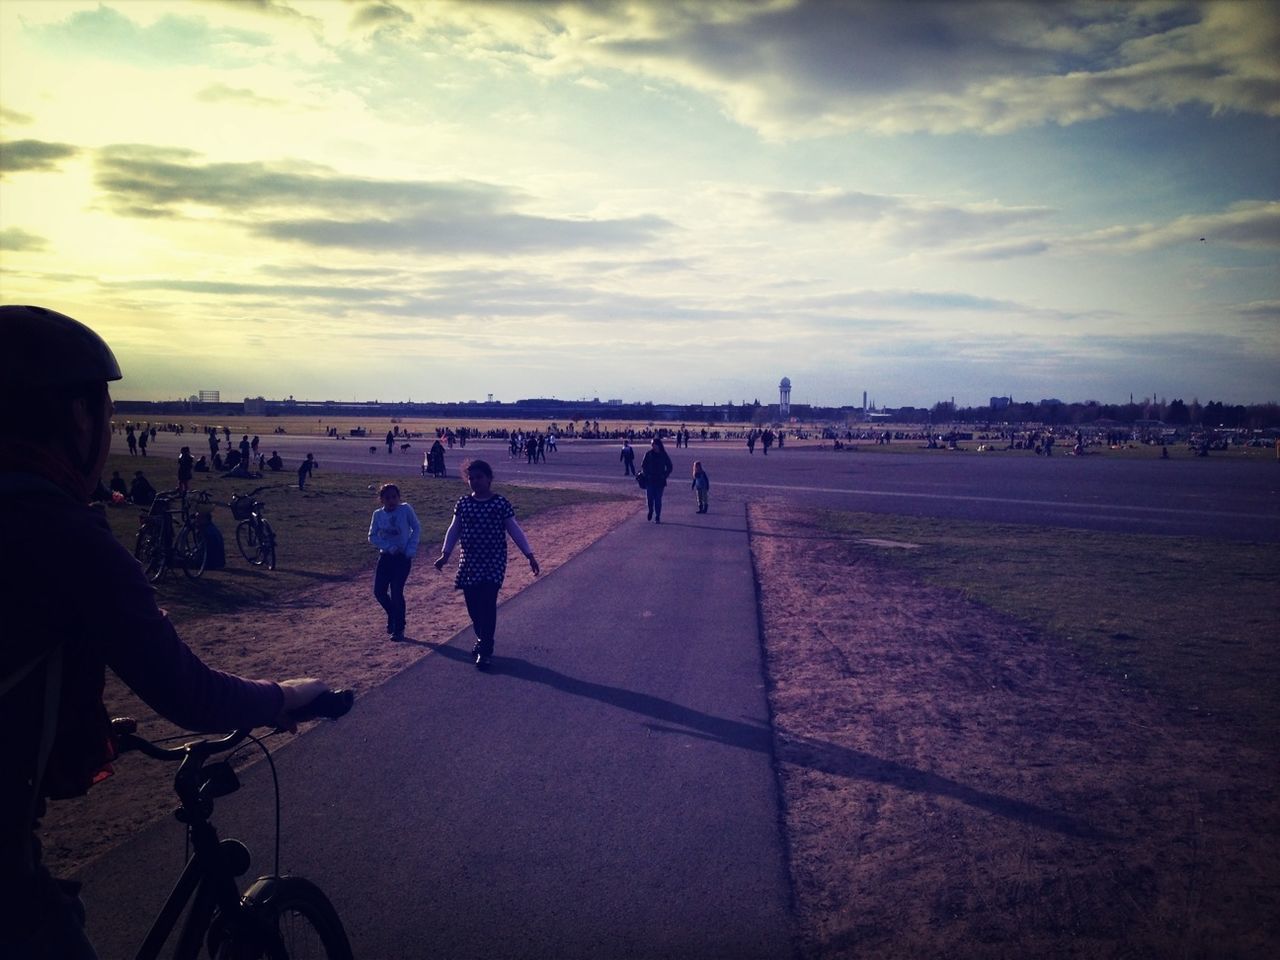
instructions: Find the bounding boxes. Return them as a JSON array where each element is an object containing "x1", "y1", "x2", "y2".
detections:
[
  {"x1": 990, "y1": 396, "x2": 1011, "y2": 410},
  {"x1": 779, "y1": 377, "x2": 791, "y2": 418},
  {"x1": 198, "y1": 389, "x2": 220, "y2": 403},
  {"x1": 244, "y1": 397, "x2": 266, "y2": 415}
]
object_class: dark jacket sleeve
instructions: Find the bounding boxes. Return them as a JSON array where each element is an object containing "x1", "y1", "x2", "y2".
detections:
[{"x1": 85, "y1": 513, "x2": 283, "y2": 731}]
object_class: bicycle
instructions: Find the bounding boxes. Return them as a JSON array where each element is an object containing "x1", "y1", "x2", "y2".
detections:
[
  {"x1": 135, "y1": 490, "x2": 212, "y2": 582},
  {"x1": 231, "y1": 486, "x2": 277, "y2": 571},
  {"x1": 110, "y1": 689, "x2": 355, "y2": 960}
]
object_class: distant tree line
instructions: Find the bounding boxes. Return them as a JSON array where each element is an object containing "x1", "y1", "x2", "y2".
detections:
[{"x1": 904, "y1": 398, "x2": 1280, "y2": 429}]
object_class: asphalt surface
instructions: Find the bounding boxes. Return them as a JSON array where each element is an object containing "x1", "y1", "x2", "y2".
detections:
[
  {"x1": 79, "y1": 494, "x2": 796, "y2": 959},
  {"x1": 236, "y1": 433, "x2": 1279, "y2": 542}
]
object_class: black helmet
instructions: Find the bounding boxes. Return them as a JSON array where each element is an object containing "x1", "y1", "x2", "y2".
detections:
[{"x1": 0, "y1": 304, "x2": 123, "y2": 386}]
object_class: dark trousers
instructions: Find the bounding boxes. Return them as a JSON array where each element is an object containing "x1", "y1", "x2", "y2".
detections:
[
  {"x1": 646, "y1": 483, "x2": 665, "y2": 520},
  {"x1": 623, "y1": 459, "x2": 635, "y2": 475},
  {"x1": 463, "y1": 581, "x2": 501, "y2": 655},
  {"x1": 374, "y1": 553, "x2": 412, "y2": 632}
]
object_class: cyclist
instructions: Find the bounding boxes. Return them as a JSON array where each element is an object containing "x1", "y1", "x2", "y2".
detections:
[{"x1": 0, "y1": 305, "x2": 331, "y2": 960}]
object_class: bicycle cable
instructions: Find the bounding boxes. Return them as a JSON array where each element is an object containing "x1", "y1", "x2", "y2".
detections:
[{"x1": 230, "y1": 732, "x2": 282, "y2": 877}]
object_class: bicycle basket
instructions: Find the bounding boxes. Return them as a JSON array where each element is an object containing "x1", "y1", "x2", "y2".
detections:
[{"x1": 230, "y1": 496, "x2": 257, "y2": 521}]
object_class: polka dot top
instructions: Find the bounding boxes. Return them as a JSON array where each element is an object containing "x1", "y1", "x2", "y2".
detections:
[{"x1": 453, "y1": 494, "x2": 515, "y2": 588}]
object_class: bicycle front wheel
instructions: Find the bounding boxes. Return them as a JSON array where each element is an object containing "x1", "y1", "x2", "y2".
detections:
[
  {"x1": 236, "y1": 519, "x2": 261, "y2": 564},
  {"x1": 177, "y1": 523, "x2": 208, "y2": 579},
  {"x1": 216, "y1": 876, "x2": 352, "y2": 960},
  {"x1": 260, "y1": 520, "x2": 276, "y2": 571}
]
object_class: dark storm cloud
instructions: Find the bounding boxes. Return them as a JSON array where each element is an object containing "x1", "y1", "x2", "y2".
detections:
[
  {"x1": 575, "y1": 0, "x2": 1280, "y2": 135},
  {"x1": 0, "y1": 139, "x2": 80, "y2": 177}
]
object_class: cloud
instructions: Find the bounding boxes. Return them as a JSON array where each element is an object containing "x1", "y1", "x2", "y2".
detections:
[
  {"x1": 762, "y1": 188, "x2": 1053, "y2": 248},
  {"x1": 350, "y1": 3, "x2": 413, "y2": 31},
  {"x1": 31, "y1": 4, "x2": 273, "y2": 68},
  {"x1": 94, "y1": 144, "x2": 520, "y2": 215},
  {"x1": 952, "y1": 239, "x2": 1052, "y2": 261},
  {"x1": 0, "y1": 107, "x2": 33, "y2": 125},
  {"x1": 797, "y1": 288, "x2": 1028, "y2": 314},
  {"x1": 91, "y1": 144, "x2": 671, "y2": 253},
  {"x1": 195, "y1": 83, "x2": 287, "y2": 108},
  {"x1": 431, "y1": 1, "x2": 1280, "y2": 137},
  {"x1": 0, "y1": 227, "x2": 48, "y2": 252},
  {"x1": 0, "y1": 139, "x2": 80, "y2": 177},
  {"x1": 257, "y1": 211, "x2": 668, "y2": 253},
  {"x1": 1076, "y1": 200, "x2": 1280, "y2": 252}
]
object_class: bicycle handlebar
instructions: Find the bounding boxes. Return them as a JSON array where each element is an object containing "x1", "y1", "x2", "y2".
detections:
[{"x1": 111, "y1": 689, "x2": 355, "y2": 759}]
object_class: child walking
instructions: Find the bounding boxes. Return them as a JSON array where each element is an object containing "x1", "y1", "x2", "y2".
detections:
[
  {"x1": 368, "y1": 483, "x2": 421, "y2": 641},
  {"x1": 691, "y1": 460, "x2": 710, "y2": 513},
  {"x1": 434, "y1": 460, "x2": 539, "y2": 670}
]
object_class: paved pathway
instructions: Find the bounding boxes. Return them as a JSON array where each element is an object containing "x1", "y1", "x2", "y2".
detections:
[{"x1": 79, "y1": 492, "x2": 796, "y2": 959}]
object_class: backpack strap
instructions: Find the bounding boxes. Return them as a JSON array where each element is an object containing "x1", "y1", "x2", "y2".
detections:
[{"x1": 2, "y1": 643, "x2": 64, "y2": 869}]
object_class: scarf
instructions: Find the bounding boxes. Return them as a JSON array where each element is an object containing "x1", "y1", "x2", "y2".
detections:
[{"x1": 0, "y1": 438, "x2": 93, "y2": 502}]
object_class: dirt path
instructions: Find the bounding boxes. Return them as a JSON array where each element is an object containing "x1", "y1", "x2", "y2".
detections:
[
  {"x1": 47, "y1": 499, "x2": 637, "y2": 877},
  {"x1": 748, "y1": 503, "x2": 1278, "y2": 959}
]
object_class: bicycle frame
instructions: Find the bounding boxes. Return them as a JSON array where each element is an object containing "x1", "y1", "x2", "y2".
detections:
[
  {"x1": 134, "y1": 817, "x2": 249, "y2": 960},
  {"x1": 117, "y1": 729, "x2": 268, "y2": 960}
]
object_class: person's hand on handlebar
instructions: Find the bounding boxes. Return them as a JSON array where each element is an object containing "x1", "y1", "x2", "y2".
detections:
[{"x1": 275, "y1": 677, "x2": 329, "y2": 733}]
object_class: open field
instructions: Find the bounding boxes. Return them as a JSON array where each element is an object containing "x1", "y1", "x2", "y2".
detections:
[
  {"x1": 751, "y1": 504, "x2": 1279, "y2": 958},
  {"x1": 809, "y1": 509, "x2": 1280, "y2": 748}
]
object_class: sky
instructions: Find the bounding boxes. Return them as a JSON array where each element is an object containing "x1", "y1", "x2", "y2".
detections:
[{"x1": 1, "y1": 0, "x2": 1277, "y2": 408}]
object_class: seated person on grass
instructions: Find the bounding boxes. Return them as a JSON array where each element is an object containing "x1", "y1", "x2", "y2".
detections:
[{"x1": 128, "y1": 471, "x2": 155, "y2": 505}]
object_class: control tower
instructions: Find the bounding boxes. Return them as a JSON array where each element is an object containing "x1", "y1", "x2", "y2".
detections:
[{"x1": 779, "y1": 377, "x2": 791, "y2": 418}]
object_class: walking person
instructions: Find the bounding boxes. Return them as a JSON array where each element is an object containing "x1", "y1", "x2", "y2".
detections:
[
  {"x1": 297, "y1": 452, "x2": 316, "y2": 490},
  {"x1": 433, "y1": 460, "x2": 539, "y2": 671},
  {"x1": 368, "y1": 483, "x2": 420, "y2": 641},
  {"x1": 640, "y1": 437, "x2": 673, "y2": 523},
  {"x1": 137, "y1": 428, "x2": 148, "y2": 457},
  {"x1": 691, "y1": 460, "x2": 710, "y2": 514},
  {"x1": 620, "y1": 440, "x2": 635, "y2": 475},
  {"x1": 176, "y1": 445, "x2": 194, "y2": 496}
]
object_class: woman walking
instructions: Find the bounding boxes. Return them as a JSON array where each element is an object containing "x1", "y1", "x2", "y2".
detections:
[
  {"x1": 640, "y1": 437, "x2": 673, "y2": 523},
  {"x1": 434, "y1": 460, "x2": 539, "y2": 670},
  {"x1": 368, "y1": 483, "x2": 421, "y2": 641}
]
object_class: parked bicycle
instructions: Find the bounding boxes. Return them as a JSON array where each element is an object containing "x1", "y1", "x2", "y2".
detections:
[
  {"x1": 135, "y1": 490, "x2": 213, "y2": 582},
  {"x1": 231, "y1": 486, "x2": 277, "y2": 571},
  {"x1": 110, "y1": 688, "x2": 355, "y2": 960}
]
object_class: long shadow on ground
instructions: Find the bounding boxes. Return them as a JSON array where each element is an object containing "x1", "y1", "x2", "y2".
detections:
[{"x1": 427, "y1": 641, "x2": 1109, "y2": 841}]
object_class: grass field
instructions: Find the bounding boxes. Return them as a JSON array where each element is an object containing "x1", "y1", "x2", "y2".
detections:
[
  {"x1": 813, "y1": 509, "x2": 1280, "y2": 749},
  {"x1": 100, "y1": 451, "x2": 614, "y2": 623}
]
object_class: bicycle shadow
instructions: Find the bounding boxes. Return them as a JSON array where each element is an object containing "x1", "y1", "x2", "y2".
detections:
[{"x1": 425, "y1": 642, "x2": 1110, "y2": 840}]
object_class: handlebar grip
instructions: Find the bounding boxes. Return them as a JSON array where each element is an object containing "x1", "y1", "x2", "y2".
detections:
[{"x1": 289, "y1": 688, "x2": 354, "y2": 723}]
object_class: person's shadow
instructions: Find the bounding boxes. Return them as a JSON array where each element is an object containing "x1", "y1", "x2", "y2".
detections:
[{"x1": 425, "y1": 642, "x2": 1110, "y2": 840}]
